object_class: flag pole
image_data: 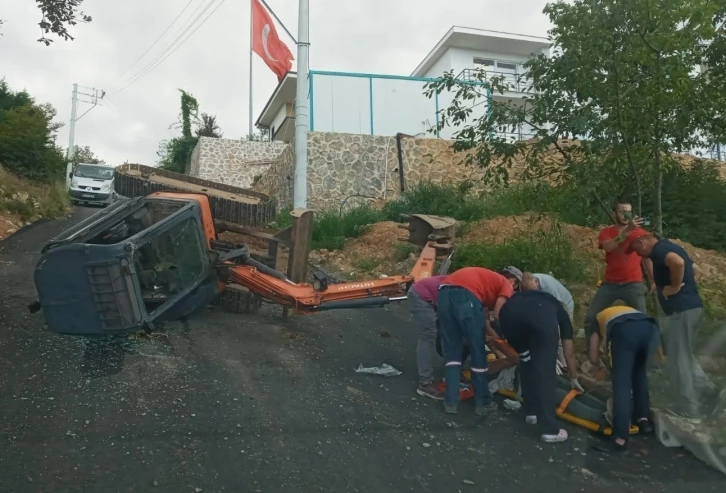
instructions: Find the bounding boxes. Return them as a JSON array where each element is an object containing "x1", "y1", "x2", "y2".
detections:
[
  {"x1": 293, "y1": 0, "x2": 310, "y2": 208},
  {"x1": 248, "y1": 0, "x2": 255, "y2": 139}
]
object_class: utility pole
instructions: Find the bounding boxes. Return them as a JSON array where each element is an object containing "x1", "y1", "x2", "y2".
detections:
[
  {"x1": 293, "y1": 0, "x2": 310, "y2": 208},
  {"x1": 65, "y1": 84, "x2": 105, "y2": 188}
]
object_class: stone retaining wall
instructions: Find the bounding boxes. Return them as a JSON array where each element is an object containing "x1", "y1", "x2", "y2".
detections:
[
  {"x1": 252, "y1": 132, "x2": 484, "y2": 210},
  {"x1": 189, "y1": 137, "x2": 286, "y2": 189}
]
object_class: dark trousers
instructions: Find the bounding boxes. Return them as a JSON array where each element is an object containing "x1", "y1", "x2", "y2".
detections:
[
  {"x1": 610, "y1": 319, "x2": 657, "y2": 440},
  {"x1": 501, "y1": 313, "x2": 560, "y2": 436},
  {"x1": 437, "y1": 286, "x2": 491, "y2": 407}
]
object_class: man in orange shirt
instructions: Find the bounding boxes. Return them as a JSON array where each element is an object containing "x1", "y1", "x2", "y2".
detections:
[
  {"x1": 437, "y1": 267, "x2": 514, "y2": 416},
  {"x1": 583, "y1": 199, "x2": 654, "y2": 339}
]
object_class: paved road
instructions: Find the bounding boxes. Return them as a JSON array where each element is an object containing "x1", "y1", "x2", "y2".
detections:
[{"x1": 1, "y1": 207, "x2": 725, "y2": 493}]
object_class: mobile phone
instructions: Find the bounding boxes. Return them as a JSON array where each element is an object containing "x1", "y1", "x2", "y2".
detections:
[{"x1": 642, "y1": 217, "x2": 651, "y2": 226}]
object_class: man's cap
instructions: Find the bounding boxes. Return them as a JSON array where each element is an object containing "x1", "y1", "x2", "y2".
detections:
[{"x1": 502, "y1": 266, "x2": 523, "y2": 282}]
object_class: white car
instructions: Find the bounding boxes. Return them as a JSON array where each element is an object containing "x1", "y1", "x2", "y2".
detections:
[{"x1": 68, "y1": 163, "x2": 118, "y2": 206}]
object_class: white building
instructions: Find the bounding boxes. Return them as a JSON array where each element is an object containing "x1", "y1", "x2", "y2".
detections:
[{"x1": 256, "y1": 26, "x2": 551, "y2": 142}]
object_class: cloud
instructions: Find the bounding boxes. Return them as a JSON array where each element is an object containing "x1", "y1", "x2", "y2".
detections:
[{"x1": 0, "y1": 0, "x2": 551, "y2": 165}]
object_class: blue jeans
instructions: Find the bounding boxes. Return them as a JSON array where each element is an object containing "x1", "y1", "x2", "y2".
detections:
[
  {"x1": 610, "y1": 318, "x2": 658, "y2": 440},
  {"x1": 437, "y1": 285, "x2": 492, "y2": 407}
]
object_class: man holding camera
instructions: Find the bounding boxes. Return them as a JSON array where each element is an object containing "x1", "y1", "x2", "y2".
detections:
[{"x1": 583, "y1": 199, "x2": 655, "y2": 340}]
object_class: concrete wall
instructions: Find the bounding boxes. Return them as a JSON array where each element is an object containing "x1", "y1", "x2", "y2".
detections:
[{"x1": 188, "y1": 137, "x2": 286, "y2": 188}]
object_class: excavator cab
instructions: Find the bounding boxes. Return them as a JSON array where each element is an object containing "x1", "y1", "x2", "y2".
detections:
[{"x1": 33, "y1": 193, "x2": 222, "y2": 335}]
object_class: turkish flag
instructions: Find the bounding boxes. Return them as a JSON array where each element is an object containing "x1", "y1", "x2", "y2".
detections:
[{"x1": 251, "y1": 0, "x2": 295, "y2": 81}]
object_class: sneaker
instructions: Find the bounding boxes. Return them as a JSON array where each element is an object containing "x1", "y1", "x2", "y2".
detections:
[
  {"x1": 416, "y1": 381, "x2": 445, "y2": 401},
  {"x1": 636, "y1": 418, "x2": 654, "y2": 435},
  {"x1": 525, "y1": 415, "x2": 538, "y2": 425},
  {"x1": 475, "y1": 402, "x2": 498, "y2": 417},
  {"x1": 541, "y1": 429, "x2": 568, "y2": 443},
  {"x1": 444, "y1": 403, "x2": 458, "y2": 414}
]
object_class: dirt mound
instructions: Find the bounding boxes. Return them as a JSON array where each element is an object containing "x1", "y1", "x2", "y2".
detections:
[
  {"x1": 462, "y1": 213, "x2": 601, "y2": 255},
  {"x1": 309, "y1": 222, "x2": 407, "y2": 279},
  {"x1": 322, "y1": 214, "x2": 726, "y2": 290}
]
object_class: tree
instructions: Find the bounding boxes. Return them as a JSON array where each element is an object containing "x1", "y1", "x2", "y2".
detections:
[
  {"x1": 70, "y1": 145, "x2": 104, "y2": 166},
  {"x1": 195, "y1": 113, "x2": 223, "y2": 138},
  {"x1": 425, "y1": 0, "x2": 726, "y2": 236},
  {"x1": 0, "y1": 79, "x2": 66, "y2": 180},
  {"x1": 158, "y1": 90, "x2": 201, "y2": 173},
  {"x1": 246, "y1": 129, "x2": 269, "y2": 141},
  {"x1": 0, "y1": 1, "x2": 92, "y2": 45}
]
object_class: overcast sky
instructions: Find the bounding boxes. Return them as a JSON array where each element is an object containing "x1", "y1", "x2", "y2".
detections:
[{"x1": 0, "y1": 0, "x2": 551, "y2": 165}]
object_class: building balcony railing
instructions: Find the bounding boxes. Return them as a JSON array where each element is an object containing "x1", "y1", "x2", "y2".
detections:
[{"x1": 456, "y1": 68, "x2": 533, "y2": 93}]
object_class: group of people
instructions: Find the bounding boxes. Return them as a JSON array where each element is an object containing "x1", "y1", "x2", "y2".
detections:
[{"x1": 407, "y1": 197, "x2": 723, "y2": 453}]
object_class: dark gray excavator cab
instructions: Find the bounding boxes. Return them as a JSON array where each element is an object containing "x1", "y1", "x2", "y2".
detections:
[{"x1": 33, "y1": 195, "x2": 221, "y2": 335}]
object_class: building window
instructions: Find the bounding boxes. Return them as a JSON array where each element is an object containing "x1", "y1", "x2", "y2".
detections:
[
  {"x1": 473, "y1": 57, "x2": 495, "y2": 67},
  {"x1": 497, "y1": 62, "x2": 517, "y2": 72}
]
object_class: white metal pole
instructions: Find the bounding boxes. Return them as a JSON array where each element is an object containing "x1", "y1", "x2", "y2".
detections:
[
  {"x1": 293, "y1": 0, "x2": 310, "y2": 208},
  {"x1": 65, "y1": 83, "x2": 78, "y2": 189},
  {"x1": 249, "y1": 0, "x2": 254, "y2": 139}
]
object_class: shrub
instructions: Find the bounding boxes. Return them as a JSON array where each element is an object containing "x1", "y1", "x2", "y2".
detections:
[
  {"x1": 382, "y1": 181, "x2": 488, "y2": 222},
  {"x1": 451, "y1": 222, "x2": 592, "y2": 284}
]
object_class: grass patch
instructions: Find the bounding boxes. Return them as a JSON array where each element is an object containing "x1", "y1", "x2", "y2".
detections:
[
  {"x1": 352, "y1": 257, "x2": 383, "y2": 272},
  {"x1": 0, "y1": 166, "x2": 70, "y2": 221},
  {"x1": 311, "y1": 204, "x2": 382, "y2": 251},
  {"x1": 451, "y1": 222, "x2": 593, "y2": 285},
  {"x1": 394, "y1": 243, "x2": 420, "y2": 262}
]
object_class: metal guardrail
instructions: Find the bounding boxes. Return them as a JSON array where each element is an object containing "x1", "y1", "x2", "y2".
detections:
[{"x1": 456, "y1": 68, "x2": 532, "y2": 93}]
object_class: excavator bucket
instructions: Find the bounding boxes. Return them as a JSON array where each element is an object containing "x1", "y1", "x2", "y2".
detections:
[
  {"x1": 397, "y1": 214, "x2": 456, "y2": 248},
  {"x1": 114, "y1": 164, "x2": 274, "y2": 227}
]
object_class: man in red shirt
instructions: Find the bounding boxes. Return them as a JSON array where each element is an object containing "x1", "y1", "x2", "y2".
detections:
[
  {"x1": 437, "y1": 267, "x2": 514, "y2": 416},
  {"x1": 583, "y1": 199, "x2": 654, "y2": 340}
]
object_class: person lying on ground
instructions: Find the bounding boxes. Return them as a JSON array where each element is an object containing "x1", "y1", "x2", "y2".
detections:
[
  {"x1": 407, "y1": 275, "x2": 447, "y2": 401},
  {"x1": 589, "y1": 305, "x2": 658, "y2": 454},
  {"x1": 520, "y1": 272, "x2": 574, "y2": 320},
  {"x1": 437, "y1": 267, "x2": 514, "y2": 416},
  {"x1": 630, "y1": 232, "x2": 725, "y2": 418},
  {"x1": 498, "y1": 289, "x2": 580, "y2": 443},
  {"x1": 583, "y1": 198, "x2": 654, "y2": 341}
]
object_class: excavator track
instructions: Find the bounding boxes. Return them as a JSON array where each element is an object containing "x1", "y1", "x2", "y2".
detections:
[{"x1": 114, "y1": 163, "x2": 274, "y2": 227}]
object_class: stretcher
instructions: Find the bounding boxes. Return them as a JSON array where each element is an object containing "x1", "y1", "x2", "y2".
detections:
[
  {"x1": 496, "y1": 377, "x2": 640, "y2": 436},
  {"x1": 437, "y1": 340, "x2": 639, "y2": 436}
]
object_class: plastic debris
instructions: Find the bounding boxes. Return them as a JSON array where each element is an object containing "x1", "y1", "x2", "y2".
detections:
[
  {"x1": 354, "y1": 363, "x2": 402, "y2": 377},
  {"x1": 503, "y1": 399, "x2": 522, "y2": 411}
]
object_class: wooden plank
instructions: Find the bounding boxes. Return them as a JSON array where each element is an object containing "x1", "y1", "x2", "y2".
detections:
[
  {"x1": 287, "y1": 209, "x2": 314, "y2": 283},
  {"x1": 283, "y1": 209, "x2": 314, "y2": 318}
]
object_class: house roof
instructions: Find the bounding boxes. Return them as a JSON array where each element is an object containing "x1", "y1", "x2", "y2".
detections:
[
  {"x1": 411, "y1": 26, "x2": 551, "y2": 77},
  {"x1": 255, "y1": 71, "x2": 297, "y2": 127}
]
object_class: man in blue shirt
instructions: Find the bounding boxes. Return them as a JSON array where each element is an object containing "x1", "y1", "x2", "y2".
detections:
[{"x1": 630, "y1": 232, "x2": 719, "y2": 417}]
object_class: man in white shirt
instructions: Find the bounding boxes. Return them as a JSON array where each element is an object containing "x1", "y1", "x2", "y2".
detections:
[{"x1": 521, "y1": 272, "x2": 575, "y2": 320}]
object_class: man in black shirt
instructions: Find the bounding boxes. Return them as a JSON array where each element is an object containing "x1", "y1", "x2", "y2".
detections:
[
  {"x1": 630, "y1": 232, "x2": 719, "y2": 417},
  {"x1": 499, "y1": 290, "x2": 580, "y2": 443}
]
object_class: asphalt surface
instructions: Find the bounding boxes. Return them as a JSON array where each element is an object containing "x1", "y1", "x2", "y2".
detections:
[{"x1": 1, "y1": 207, "x2": 725, "y2": 493}]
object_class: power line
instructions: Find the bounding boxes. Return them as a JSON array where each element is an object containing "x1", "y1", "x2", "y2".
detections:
[
  {"x1": 113, "y1": 0, "x2": 225, "y2": 94},
  {"x1": 101, "y1": 97, "x2": 157, "y2": 146},
  {"x1": 115, "y1": 0, "x2": 199, "y2": 81},
  {"x1": 112, "y1": 0, "x2": 218, "y2": 93}
]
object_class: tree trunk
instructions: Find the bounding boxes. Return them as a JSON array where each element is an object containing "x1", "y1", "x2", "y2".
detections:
[{"x1": 653, "y1": 156, "x2": 663, "y2": 236}]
